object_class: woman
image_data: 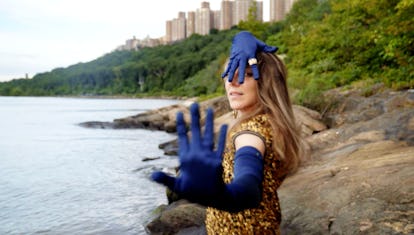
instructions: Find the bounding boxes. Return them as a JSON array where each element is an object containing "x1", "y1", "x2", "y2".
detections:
[{"x1": 152, "y1": 31, "x2": 304, "y2": 234}]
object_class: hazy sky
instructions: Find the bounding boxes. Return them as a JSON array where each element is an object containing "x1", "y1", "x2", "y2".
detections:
[{"x1": 0, "y1": 0, "x2": 269, "y2": 82}]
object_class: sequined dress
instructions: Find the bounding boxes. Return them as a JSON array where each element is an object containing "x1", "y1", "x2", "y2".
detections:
[{"x1": 205, "y1": 114, "x2": 285, "y2": 235}]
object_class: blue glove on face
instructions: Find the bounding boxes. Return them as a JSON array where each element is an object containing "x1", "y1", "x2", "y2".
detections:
[
  {"x1": 221, "y1": 31, "x2": 278, "y2": 84},
  {"x1": 151, "y1": 103, "x2": 228, "y2": 201}
]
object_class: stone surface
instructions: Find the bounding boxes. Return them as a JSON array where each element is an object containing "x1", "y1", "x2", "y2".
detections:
[
  {"x1": 279, "y1": 140, "x2": 414, "y2": 235},
  {"x1": 146, "y1": 200, "x2": 207, "y2": 235}
]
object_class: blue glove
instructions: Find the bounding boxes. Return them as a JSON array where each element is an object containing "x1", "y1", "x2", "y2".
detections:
[
  {"x1": 221, "y1": 31, "x2": 278, "y2": 84},
  {"x1": 151, "y1": 103, "x2": 264, "y2": 212},
  {"x1": 151, "y1": 103, "x2": 228, "y2": 201},
  {"x1": 224, "y1": 145, "x2": 264, "y2": 211}
]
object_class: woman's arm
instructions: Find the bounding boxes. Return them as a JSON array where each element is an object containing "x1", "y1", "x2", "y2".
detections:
[{"x1": 151, "y1": 103, "x2": 265, "y2": 212}]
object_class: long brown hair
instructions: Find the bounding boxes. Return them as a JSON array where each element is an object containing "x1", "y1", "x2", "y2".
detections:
[{"x1": 232, "y1": 52, "x2": 304, "y2": 176}]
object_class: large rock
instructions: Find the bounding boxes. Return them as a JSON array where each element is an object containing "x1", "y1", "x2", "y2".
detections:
[
  {"x1": 78, "y1": 96, "x2": 231, "y2": 132},
  {"x1": 323, "y1": 86, "x2": 414, "y2": 128},
  {"x1": 146, "y1": 200, "x2": 207, "y2": 235},
  {"x1": 277, "y1": 89, "x2": 414, "y2": 235},
  {"x1": 280, "y1": 140, "x2": 414, "y2": 234}
]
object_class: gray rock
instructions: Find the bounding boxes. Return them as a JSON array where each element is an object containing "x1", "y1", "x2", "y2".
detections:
[{"x1": 146, "y1": 200, "x2": 206, "y2": 235}]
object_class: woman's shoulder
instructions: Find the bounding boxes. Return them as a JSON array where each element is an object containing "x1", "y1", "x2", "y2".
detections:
[
  {"x1": 231, "y1": 114, "x2": 272, "y2": 138},
  {"x1": 228, "y1": 114, "x2": 273, "y2": 151},
  {"x1": 239, "y1": 114, "x2": 270, "y2": 129}
]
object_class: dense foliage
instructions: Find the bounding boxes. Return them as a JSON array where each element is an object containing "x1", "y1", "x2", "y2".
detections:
[
  {"x1": 268, "y1": 0, "x2": 413, "y2": 108},
  {"x1": 1, "y1": 0, "x2": 413, "y2": 109},
  {"x1": 0, "y1": 31, "x2": 235, "y2": 97}
]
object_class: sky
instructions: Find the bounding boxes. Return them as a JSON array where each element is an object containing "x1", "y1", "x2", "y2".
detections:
[{"x1": 0, "y1": 0, "x2": 269, "y2": 82}]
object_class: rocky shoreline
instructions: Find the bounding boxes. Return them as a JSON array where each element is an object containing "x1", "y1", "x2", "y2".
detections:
[{"x1": 81, "y1": 86, "x2": 414, "y2": 235}]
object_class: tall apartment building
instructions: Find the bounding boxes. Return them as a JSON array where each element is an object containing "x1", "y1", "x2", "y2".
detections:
[
  {"x1": 195, "y1": 2, "x2": 212, "y2": 35},
  {"x1": 172, "y1": 12, "x2": 186, "y2": 41},
  {"x1": 234, "y1": 0, "x2": 263, "y2": 25},
  {"x1": 212, "y1": 10, "x2": 221, "y2": 30},
  {"x1": 256, "y1": 1, "x2": 263, "y2": 22},
  {"x1": 270, "y1": 0, "x2": 285, "y2": 21},
  {"x1": 220, "y1": 0, "x2": 234, "y2": 30},
  {"x1": 270, "y1": 0, "x2": 297, "y2": 22},
  {"x1": 187, "y1": 11, "x2": 196, "y2": 38},
  {"x1": 165, "y1": 20, "x2": 172, "y2": 43},
  {"x1": 286, "y1": 0, "x2": 297, "y2": 13}
]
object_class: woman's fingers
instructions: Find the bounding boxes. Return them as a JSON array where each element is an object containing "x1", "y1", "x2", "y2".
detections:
[
  {"x1": 203, "y1": 108, "x2": 214, "y2": 150},
  {"x1": 176, "y1": 111, "x2": 189, "y2": 156},
  {"x1": 216, "y1": 124, "x2": 228, "y2": 157},
  {"x1": 189, "y1": 103, "x2": 202, "y2": 149}
]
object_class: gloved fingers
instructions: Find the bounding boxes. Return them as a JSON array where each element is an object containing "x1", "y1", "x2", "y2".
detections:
[
  {"x1": 189, "y1": 103, "x2": 202, "y2": 148},
  {"x1": 176, "y1": 111, "x2": 189, "y2": 155},
  {"x1": 255, "y1": 37, "x2": 277, "y2": 53},
  {"x1": 251, "y1": 64, "x2": 260, "y2": 80},
  {"x1": 202, "y1": 108, "x2": 214, "y2": 150},
  {"x1": 151, "y1": 171, "x2": 176, "y2": 191},
  {"x1": 237, "y1": 55, "x2": 247, "y2": 84},
  {"x1": 221, "y1": 57, "x2": 234, "y2": 79},
  {"x1": 215, "y1": 124, "x2": 228, "y2": 158},
  {"x1": 227, "y1": 57, "x2": 240, "y2": 83},
  {"x1": 263, "y1": 45, "x2": 278, "y2": 53}
]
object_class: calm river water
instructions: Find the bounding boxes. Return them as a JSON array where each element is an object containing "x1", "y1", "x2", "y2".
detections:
[{"x1": 0, "y1": 97, "x2": 180, "y2": 235}]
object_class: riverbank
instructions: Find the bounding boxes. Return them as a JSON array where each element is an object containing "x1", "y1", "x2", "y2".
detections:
[{"x1": 80, "y1": 85, "x2": 414, "y2": 234}]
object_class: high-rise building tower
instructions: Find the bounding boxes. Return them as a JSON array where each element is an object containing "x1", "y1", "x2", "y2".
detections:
[
  {"x1": 220, "y1": 0, "x2": 234, "y2": 30},
  {"x1": 255, "y1": 1, "x2": 263, "y2": 22},
  {"x1": 234, "y1": 0, "x2": 263, "y2": 25},
  {"x1": 286, "y1": 0, "x2": 297, "y2": 13},
  {"x1": 172, "y1": 12, "x2": 186, "y2": 41},
  {"x1": 165, "y1": 20, "x2": 172, "y2": 43},
  {"x1": 269, "y1": 0, "x2": 285, "y2": 21},
  {"x1": 270, "y1": 0, "x2": 297, "y2": 22},
  {"x1": 195, "y1": 2, "x2": 212, "y2": 35},
  {"x1": 234, "y1": 0, "x2": 249, "y2": 24},
  {"x1": 187, "y1": 11, "x2": 196, "y2": 38},
  {"x1": 211, "y1": 10, "x2": 221, "y2": 30}
]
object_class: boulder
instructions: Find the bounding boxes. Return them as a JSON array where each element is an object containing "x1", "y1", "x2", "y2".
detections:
[
  {"x1": 323, "y1": 87, "x2": 414, "y2": 128},
  {"x1": 280, "y1": 140, "x2": 414, "y2": 235},
  {"x1": 146, "y1": 200, "x2": 207, "y2": 235},
  {"x1": 280, "y1": 88, "x2": 414, "y2": 235},
  {"x1": 79, "y1": 96, "x2": 232, "y2": 132}
]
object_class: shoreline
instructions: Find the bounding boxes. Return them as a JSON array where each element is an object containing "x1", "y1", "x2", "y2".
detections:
[{"x1": 0, "y1": 94, "x2": 185, "y2": 100}]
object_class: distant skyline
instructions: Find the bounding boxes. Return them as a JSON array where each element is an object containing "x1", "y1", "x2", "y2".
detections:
[{"x1": 0, "y1": 0, "x2": 269, "y2": 82}]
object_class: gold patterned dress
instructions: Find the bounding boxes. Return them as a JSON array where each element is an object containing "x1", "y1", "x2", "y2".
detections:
[{"x1": 205, "y1": 114, "x2": 285, "y2": 235}]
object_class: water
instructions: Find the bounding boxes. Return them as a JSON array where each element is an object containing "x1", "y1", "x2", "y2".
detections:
[{"x1": 0, "y1": 97, "x2": 180, "y2": 235}]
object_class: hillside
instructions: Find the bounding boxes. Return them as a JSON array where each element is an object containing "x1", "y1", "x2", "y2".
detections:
[
  {"x1": 0, "y1": 31, "x2": 235, "y2": 97},
  {"x1": 0, "y1": 0, "x2": 412, "y2": 111}
]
